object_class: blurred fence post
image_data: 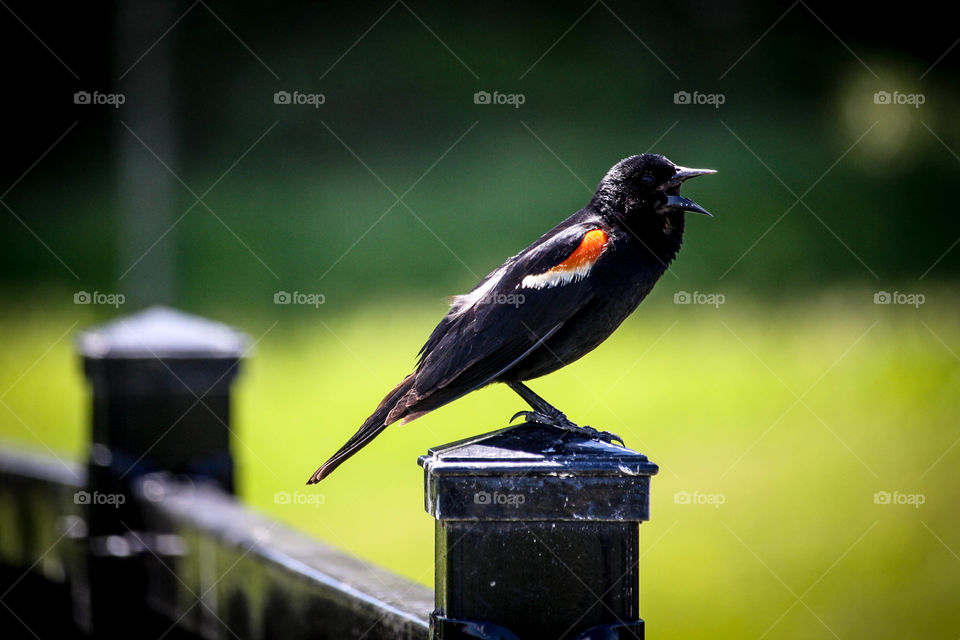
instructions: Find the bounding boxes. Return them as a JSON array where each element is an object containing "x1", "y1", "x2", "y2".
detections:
[
  {"x1": 76, "y1": 306, "x2": 248, "y2": 637},
  {"x1": 419, "y1": 423, "x2": 658, "y2": 640}
]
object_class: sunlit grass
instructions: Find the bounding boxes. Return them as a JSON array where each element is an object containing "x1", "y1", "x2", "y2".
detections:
[{"x1": 1, "y1": 289, "x2": 958, "y2": 638}]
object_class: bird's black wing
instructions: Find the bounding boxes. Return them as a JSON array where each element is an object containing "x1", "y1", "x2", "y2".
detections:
[
  {"x1": 311, "y1": 219, "x2": 609, "y2": 482},
  {"x1": 407, "y1": 220, "x2": 608, "y2": 403}
]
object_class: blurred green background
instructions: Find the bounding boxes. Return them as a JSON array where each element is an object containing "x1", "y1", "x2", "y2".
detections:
[{"x1": 2, "y1": 1, "x2": 959, "y2": 637}]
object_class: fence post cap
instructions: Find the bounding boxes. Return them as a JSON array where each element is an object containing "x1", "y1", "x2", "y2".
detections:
[
  {"x1": 76, "y1": 306, "x2": 249, "y2": 360},
  {"x1": 418, "y1": 422, "x2": 658, "y2": 522}
]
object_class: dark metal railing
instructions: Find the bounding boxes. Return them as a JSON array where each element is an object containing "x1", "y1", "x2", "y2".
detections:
[{"x1": 0, "y1": 307, "x2": 657, "y2": 640}]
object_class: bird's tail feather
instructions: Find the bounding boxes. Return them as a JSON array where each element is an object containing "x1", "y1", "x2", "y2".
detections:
[{"x1": 306, "y1": 374, "x2": 416, "y2": 484}]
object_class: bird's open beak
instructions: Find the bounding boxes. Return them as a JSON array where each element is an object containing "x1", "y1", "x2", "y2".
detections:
[
  {"x1": 662, "y1": 166, "x2": 717, "y2": 217},
  {"x1": 672, "y1": 166, "x2": 717, "y2": 182}
]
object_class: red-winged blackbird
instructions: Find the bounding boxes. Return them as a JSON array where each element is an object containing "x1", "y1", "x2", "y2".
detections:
[{"x1": 308, "y1": 154, "x2": 714, "y2": 483}]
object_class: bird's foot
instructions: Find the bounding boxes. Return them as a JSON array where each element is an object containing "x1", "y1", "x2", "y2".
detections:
[{"x1": 510, "y1": 410, "x2": 624, "y2": 447}]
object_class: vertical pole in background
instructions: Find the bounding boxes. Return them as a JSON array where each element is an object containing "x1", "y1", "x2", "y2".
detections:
[
  {"x1": 419, "y1": 423, "x2": 658, "y2": 640},
  {"x1": 116, "y1": 0, "x2": 179, "y2": 306},
  {"x1": 76, "y1": 306, "x2": 247, "y2": 637}
]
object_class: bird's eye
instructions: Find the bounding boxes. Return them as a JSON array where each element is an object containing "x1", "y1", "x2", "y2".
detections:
[{"x1": 640, "y1": 174, "x2": 656, "y2": 187}]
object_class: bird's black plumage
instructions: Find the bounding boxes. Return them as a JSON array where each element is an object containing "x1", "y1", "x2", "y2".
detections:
[{"x1": 308, "y1": 154, "x2": 714, "y2": 483}]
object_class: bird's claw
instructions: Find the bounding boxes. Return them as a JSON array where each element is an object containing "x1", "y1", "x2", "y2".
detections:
[
  {"x1": 583, "y1": 426, "x2": 625, "y2": 447},
  {"x1": 510, "y1": 410, "x2": 536, "y2": 423},
  {"x1": 511, "y1": 409, "x2": 564, "y2": 427}
]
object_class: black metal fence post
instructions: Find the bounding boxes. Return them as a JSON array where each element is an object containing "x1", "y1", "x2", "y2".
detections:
[
  {"x1": 419, "y1": 422, "x2": 658, "y2": 640},
  {"x1": 76, "y1": 306, "x2": 247, "y2": 637}
]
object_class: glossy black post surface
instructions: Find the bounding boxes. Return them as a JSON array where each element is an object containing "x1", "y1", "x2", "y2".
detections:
[{"x1": 420, "y1": 423, "x2": 659, "y2": 640}]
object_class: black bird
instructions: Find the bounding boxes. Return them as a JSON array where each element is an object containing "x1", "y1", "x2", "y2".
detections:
[{"x1": 308, "y1": 154, "x2": 714, "y2": 484}]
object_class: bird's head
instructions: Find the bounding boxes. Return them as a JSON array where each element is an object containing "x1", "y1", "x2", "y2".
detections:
[{"x1": 593, "y1": 154, "x2": 715, "y2": 221}]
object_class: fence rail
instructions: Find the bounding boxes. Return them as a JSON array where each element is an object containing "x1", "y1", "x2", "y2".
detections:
[{"x1": 0, "y1": 447, "x2": 430, "y2": 639}]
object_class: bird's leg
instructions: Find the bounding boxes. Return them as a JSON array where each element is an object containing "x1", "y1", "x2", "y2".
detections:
[{"x1": 507, "y1": 381, "x2": 624, "y2": 446}]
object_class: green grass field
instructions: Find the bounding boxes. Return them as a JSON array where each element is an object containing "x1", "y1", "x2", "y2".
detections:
[{"x1": 1, "y1": 289, "x2": 958, "y2": 638}]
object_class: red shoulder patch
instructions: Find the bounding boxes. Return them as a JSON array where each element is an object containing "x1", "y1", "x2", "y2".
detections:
[
  {"x1": 549, "y1": 229, "x2": 608, "y2": 273},
  {"x1": 521, "y1": 228, "x2": 609, "y2": 290}
]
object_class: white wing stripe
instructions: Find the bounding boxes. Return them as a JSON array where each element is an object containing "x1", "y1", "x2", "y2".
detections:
[{"x1": 520, "y1": 263, "x2": 594, "y2": 290}]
